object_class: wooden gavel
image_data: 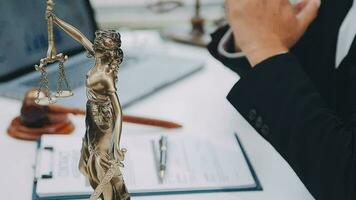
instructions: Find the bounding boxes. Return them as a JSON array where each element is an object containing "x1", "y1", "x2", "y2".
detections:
[
  {"x1": 45, "y1": 104, "x2": 182, "y2": 129},
  {"x1": 7, "y1": 89, "x2": 182, "y2": 141}
]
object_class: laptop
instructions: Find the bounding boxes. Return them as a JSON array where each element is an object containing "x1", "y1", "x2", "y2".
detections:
[{"x1": 0, "y1": 0, "x2": 204, "y2": 109}]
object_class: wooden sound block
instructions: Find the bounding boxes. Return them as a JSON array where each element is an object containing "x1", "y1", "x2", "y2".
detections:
[{"x1": 7, "y1": 116, "x2": 75, "y2": 141}]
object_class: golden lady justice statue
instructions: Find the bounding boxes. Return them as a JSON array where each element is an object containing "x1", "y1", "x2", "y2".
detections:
[{"x1": 34, "y1": 1, "x2": 130, "y2": 199}]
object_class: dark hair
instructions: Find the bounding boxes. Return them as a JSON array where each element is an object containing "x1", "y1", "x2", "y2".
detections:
[{"x1": 93, "y1": 30, "x2": 123, "y2": 70}]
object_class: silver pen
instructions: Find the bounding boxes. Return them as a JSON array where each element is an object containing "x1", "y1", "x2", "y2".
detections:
[{"x1": 159, "y1": 136, "x2": 168, "y2": 180}]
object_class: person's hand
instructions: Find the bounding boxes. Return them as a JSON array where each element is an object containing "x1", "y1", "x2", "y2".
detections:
[{"x1": 225, "y1": 0, "x2": 321, "y2": 66}]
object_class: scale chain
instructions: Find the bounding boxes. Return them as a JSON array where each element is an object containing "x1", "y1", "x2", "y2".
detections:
[{"x1": 56, "y1": 60, "x2": 72, "y2": 96}]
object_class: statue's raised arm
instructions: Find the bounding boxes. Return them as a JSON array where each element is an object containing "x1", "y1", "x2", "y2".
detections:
[{"x1": 50, "y1": 13, "x2": 95, "y2": 56}]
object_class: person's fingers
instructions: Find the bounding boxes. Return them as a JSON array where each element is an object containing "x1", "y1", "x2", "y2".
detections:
[
  {"x1": 224, "y1": 0, "x2": 231, "y2": 22},
  {"x1": 296, "y1": 0, "x2": 321, "y2": 32},
  {"x1": 294, "y1": 0, "x2": 308, "y2": 13}
]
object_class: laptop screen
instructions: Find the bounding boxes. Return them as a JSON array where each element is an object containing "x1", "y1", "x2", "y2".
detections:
[{"x1": 0, "y1": 0, "x2": 96, "y2": 81}]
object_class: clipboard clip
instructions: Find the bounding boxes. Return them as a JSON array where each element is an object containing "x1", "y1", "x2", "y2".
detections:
[{"x1": 35, "y1": 146, "x2": 54, "y2": 180}]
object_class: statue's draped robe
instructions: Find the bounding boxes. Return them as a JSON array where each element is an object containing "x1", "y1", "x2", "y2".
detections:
[{"x1": 79, "y1": 71, "x2": 130, "y2": 200}]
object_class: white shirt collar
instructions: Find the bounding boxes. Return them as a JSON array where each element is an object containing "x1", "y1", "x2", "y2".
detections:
[{"x1": 336, "y1": 0, "x2": 356, "y2": 68}]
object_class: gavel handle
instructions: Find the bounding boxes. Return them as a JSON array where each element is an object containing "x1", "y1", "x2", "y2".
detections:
[
  {"x1": 48, "y1": 104, "x2": 85, "y2": 115},
  {"x1": 48, "y1": 105, "x2": 182, "y2": 129}
]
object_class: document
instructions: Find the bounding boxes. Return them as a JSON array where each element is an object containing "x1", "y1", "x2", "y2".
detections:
[{"x1": 34, "y1": 133, "x2": 260, "y2": 199}]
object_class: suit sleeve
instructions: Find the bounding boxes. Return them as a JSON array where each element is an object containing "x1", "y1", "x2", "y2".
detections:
[{"x1": 227, "y1": 53, "x2": 356, "y2": 200}]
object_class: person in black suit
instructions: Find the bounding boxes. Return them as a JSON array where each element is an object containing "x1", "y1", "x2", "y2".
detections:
[{"x1": 208, "y1": 0, "x2": 356, "y2": 199}]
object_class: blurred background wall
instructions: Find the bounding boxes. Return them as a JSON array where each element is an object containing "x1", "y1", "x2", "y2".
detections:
[{"x1": 89, "y1": 0, "x2": 225, "y2": 29}]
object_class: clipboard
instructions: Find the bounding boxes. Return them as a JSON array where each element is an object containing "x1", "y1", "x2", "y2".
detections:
[{"x1": 32, "y1": 133, "x2": 262, "y2": 200}]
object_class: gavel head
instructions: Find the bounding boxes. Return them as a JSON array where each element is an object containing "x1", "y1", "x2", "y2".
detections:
[{"x1": 21, "y1": 89, "x2": 50, "y2": 127}]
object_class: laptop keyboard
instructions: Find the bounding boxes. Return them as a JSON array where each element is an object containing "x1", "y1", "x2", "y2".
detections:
[{"x1": 14, "y1": 53, "x2": 203, "y2": 108}]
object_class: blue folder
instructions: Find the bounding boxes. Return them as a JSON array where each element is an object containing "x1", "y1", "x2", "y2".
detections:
[{"x1": 32, "y1": 133, "x2": 262, "y2": 200}]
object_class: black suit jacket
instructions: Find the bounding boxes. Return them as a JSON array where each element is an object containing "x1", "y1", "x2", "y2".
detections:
[{"x1": 208, "y1": 0, "x2": 356, "y2": 200}]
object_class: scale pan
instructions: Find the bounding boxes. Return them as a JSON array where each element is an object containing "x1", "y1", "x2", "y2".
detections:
[
  {"x1": 55, "y1": 90, "x2": 74, "y2": 98},
  {"x1": 35, "y1": 97, "x2": 57, "y2": 105}
]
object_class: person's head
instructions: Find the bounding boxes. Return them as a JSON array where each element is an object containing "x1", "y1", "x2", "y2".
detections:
[{"x1": 93, "y1": 30, "x2": 123, "y2": 67}]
